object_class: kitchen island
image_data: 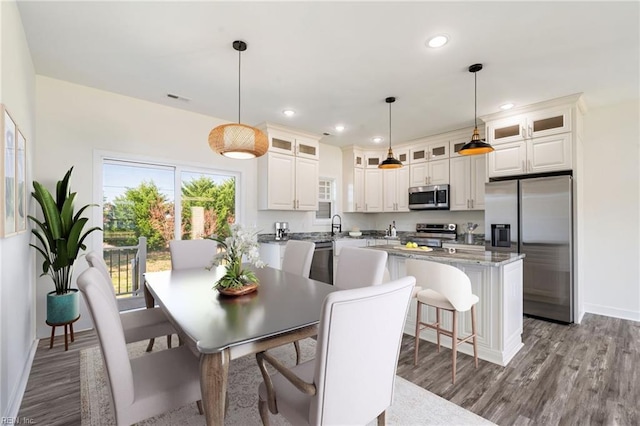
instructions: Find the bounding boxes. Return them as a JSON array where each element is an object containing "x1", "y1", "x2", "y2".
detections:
[{"x1": 374, "y1": 245, "x2": 525, "y2": 367}]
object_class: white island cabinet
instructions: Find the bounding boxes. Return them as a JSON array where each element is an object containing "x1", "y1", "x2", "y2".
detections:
[{"x1": 381, "y1": 247, "x2": 524, "y2": 367}]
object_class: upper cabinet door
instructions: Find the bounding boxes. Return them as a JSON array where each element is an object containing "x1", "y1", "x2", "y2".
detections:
[
  {"x1": 295, "y1": 137, "x2": 319, "y2": 160},
  {"x1": 266, "y1": 152, "x2": 296, "y2": 209},
  {"x1": 295, "y1": 157, "x2": 319, "y2": 210},
  {"x1": 488, "y1": 141, "x2": 527, "y2": 178},
  {"x1": 528, "y1": 134, "x2": 572, "y2": 174},
  {"x1": 410, "y1": 147, "x2": 428, "y2": 164},
  {"x1": 487, "y1": 116, "x2": 527, "y2": 145},
  {"x1": 269, "y1": 133, "x2": 297, "y2": 156},
  {"x1": 526, "y1": 107, "x2": 571, "y2": 139},
  {"x1": 364, "y1": 151, "x2": 384, "y2": 169},
  {"x1": 409, "y1": 163, "x2": 428, "y2": 186},
  {"x1": 428, "y1": 159, "x2": 450, "y2": 185},
  {"x1": 426, "y1": 139, "x2": 449, "y2": 160}
]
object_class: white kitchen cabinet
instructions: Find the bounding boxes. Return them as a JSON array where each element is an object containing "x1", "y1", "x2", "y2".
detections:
[
  {"x1": 382, "y1": 166, "x2": 410, "y2": 212},
  {"x1": 364, "y1": 150, "x2": 385, "y2": 168},
  {"x1": 257, "y1": 123, "x2": 321, "y2": 210},
  {"x1": 409, "y1": 159, "x2": 449, "y2": 186},
  {"x1": 409, "y1": 138, "x2": 449, "y2": 163},
  {"x1": 342, "y1": 147, "x2": 365, "y2": 212},
  {"x1": 258, "y1": 242, "x2": 286, "y2": 269},
  {"x1": 488, "y1": 133, "x2": 571, "y2": 178},
  {"x1": 486, "y1": 106, "x2": 571, "y2": 145},
  {"x1": 364, "y1": 168, "x2": 383, "y2": 212},
  {"x1": 450, "y1": 155, "x2": 486, "y2": 210}
]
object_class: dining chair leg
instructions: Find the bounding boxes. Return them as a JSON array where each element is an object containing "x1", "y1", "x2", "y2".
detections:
[
  {"x1": 377, "y1": 410, "x2": 386, "y2": 426},
  {"x1": 471, "y1": 305, "x2": 479, "y2": 368},
  {"x1": 451, "y1": 310, "x2": 458, "y2": 384},
  {"x1": 293, "y1": 340, "x2": 302, "y2": 365},
  {"x1": 167, "y1": 334, "x2": 172, "y2": 348},
  {"x1": 145, "y1": 338, "x2": 155, "y2": 352},
  {"x1": 258, "y1": 398, "x2": 271, "y2": 426},
  {"x1": 435, "y1": 307, "x2": 441, "y2": 352},
  {"x1": 414, "y1": 301, "x2": 422, "y2": 366}
]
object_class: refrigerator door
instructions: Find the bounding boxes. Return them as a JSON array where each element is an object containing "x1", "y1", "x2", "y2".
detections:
[
  {"x1": 520, "y1": 176, "x2": 573, "y2": 322},
  {"x1": 484, "y1": 180, "x2": 518, "y2": 253}
]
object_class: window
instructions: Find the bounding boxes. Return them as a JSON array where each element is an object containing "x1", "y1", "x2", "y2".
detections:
[{"x1": 315, "y1": 178, "x2": 335, "y2": 223}]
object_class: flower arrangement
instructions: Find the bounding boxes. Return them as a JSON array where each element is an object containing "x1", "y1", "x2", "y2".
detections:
[{"x1": 209, "y1": 223, "x2": 265, "y2": 291}]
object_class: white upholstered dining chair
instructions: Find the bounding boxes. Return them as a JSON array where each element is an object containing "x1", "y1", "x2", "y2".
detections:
[
  {"x1": 85, "y1": 251, "x2": 175, "y2": 352},
  {"x1": 334, "y1": 246, "x2": 388, "y2": 289},
  {"x1": 77, "y1": 267, "x2": 203, "y2": 425},
  {"x1": 255, "y1": 276, "x2": 416, "y2": 426},
  {"x1": 281, "y1": 240, "x2": 315, "y2": 278},
  {"x1": 169, "y1": 238, "x2": 218, "y2": 270},
  {"x1": 406, "y1": 259, "x2": 479, "y2": 384}
]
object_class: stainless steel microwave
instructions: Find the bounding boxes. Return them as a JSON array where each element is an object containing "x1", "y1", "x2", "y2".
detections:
[{"x1": 408, "y1": 184, "x2": 450, "y2": 210}]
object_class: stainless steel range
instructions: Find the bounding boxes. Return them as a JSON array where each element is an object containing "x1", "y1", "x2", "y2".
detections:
[{"x1": 403, "y1": 223, "x2": 458, "y2": 247}]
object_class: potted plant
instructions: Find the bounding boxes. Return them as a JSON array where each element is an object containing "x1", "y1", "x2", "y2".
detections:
[
  {"x1": 29, "y1": 167, "x2": 101, "y2": 324},
  {"x1": 208, "y1": 223, "x2": 265, "y2": 296}
]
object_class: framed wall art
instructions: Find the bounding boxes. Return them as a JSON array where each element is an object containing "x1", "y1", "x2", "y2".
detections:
[
  {"x1": 1, "y1": 104, "x2": 17, "y2": 238},
  {"x1": 16, "y1": 128, "x2": 27, "y2": 232}
]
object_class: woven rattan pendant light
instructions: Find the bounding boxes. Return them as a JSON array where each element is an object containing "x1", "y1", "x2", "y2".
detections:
[
  {"x1": 459, "y1": 63, "x2": 494, "y2": 156},
  {"x1": 378, "y1": 97, "x2": 403, "y2": 169},
  {"x1": 209, "y1": 40, "x2": 268, "y2": 159}
]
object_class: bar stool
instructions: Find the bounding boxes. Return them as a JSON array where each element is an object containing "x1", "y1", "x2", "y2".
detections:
[{"x1": 406, "y1": 259, "x2": 479, "y2": 384}]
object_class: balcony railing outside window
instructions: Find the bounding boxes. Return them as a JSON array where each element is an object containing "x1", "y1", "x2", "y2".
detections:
[{"x1": 103, "y1": 237, "x2": 147, "y2": 297}]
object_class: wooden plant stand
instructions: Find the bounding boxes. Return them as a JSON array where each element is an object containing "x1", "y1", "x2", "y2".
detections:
[{"x1": 46, "y1": 315, "x2": 80, "y2": 351}]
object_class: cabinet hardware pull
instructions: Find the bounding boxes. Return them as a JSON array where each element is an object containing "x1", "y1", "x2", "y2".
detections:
[
  {"x1": 528, "y1": 125, "x2": 532, "y2": 138},
  {"x1": 365, "y1": 203, "x2": 368, "y2": 211},
  {"x1": 521, "y1": 126, "x2": 526, "y2": 138},
  {"x1": 467, "y1": 199, "x2": 470, "y2": 208},
  {"x1": 293, "y1": 200, "x2": 296, "y2": 209},
  {"x1": 471, "y1": 199, "x2": 474, "y2": 208}
]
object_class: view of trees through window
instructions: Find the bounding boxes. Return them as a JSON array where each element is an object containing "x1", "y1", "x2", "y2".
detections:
[{"x1": 102, "y1": 160, "x2": 236, "y2": 296}]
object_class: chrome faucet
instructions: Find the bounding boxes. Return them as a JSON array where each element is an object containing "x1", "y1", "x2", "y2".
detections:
[{"x1": 331, "y1": 214, "x2": 342, "y2": 236}]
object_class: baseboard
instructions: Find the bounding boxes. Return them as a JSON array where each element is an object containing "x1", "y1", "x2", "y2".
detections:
[
  {"x1": 3, "y1": 338, "x2": 39, "y2": 421},
  {"x1": 583, "y1": 303, "x2": 640, "y2": 322}
]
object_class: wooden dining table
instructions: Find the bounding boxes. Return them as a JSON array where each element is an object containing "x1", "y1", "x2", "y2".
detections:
[{"x1": 144, "y1": 265, "x2": 337, "y2": 425}]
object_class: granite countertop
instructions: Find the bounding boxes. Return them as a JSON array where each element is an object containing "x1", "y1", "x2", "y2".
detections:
[
  {"x1": 372, "y1": 245, "x2": 525, "y2": 267},
  {"x1": 258, "y1": 231, "x2": 403, "y2": 244}
]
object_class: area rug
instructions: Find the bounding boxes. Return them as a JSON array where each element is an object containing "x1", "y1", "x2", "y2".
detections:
[{"x1": 81, "y1": 338, "x2": 494, "y2": 425}]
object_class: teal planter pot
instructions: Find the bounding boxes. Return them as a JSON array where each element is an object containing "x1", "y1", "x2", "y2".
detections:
[{"x1": 46, "y1": 289, "x2": 80, "y2": 324}]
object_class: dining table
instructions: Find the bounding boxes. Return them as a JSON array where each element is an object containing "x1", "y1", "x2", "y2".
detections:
[{"x1": 144, "y1": 264, "x2": 338, "y2": 425}]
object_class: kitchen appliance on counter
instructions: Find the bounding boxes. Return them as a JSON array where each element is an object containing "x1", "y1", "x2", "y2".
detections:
[
  {"x1": 408, "y1": 184, "x2": 450, "y2": 210},
  {"x1": 403, "y1": 223, "x2": 457, "y2": 247},
  {"x1": 275, "y1": 222, "x2": 289, "y2": 241},
  {"x1": 485, "y1": 174, "x2": 573, "y2": 323}
]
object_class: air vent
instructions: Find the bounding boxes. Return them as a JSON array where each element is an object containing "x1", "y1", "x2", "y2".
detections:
[{"x1": 166, "y1": 93, "x2": 191, "y2": 102}]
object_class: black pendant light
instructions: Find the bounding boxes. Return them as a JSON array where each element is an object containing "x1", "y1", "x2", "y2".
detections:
[
  {"x1": 459, "y1": 63, "x2": 494, "y2": 156},
  {"x1": 379, "y1": 97, "x2": 403, "y2": 169}
]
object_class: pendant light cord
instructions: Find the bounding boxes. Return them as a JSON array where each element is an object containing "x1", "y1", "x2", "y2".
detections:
[
  {"x1": 238, "y1": 48, "x2": 242, "y2": 124},
  {"x1": 474, "y1": 71, "x2": 477, "y2": 129},
  {"x1": 388, "y1": 101, "x2": 392, "y2": 150}
]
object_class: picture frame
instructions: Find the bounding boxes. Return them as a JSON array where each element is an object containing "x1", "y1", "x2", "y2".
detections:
[
  {"x1": 16, "y1": 128, "x2": 27, "y2": 232},
  {"x1": 1, "y1": 104, "x2": 17, "y2": 238}
]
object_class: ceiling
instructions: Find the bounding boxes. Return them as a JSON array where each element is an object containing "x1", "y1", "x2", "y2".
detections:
[{"x1": 16, "y1": 1, "x2": 640, "y2": 148}]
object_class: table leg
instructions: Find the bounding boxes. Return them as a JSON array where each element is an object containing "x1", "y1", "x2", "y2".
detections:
[
  {"x1": 200, "y1": 350, "x2": 230, "y2": 425},
  {"x1": 143, "y1": 281, "x2": 155, "y2": 309}
]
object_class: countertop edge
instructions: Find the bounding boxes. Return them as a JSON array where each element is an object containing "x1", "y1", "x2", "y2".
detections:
[{"x1": 373, "y1": 246, "x2": 525, "y2": 267}]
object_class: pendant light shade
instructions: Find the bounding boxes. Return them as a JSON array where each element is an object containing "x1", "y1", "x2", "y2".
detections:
[
  {"x1": 379, "y1": 97, "x2": 403, "y2": 169},
  {"x1": 459, "y1": 63, "x2": 494, "y2": 156},
  {"x1": 209, "y1": 40, "x2": 268, "y2": 159}
]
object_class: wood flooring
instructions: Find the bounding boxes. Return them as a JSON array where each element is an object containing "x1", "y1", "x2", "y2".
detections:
[{"x1": 18, "y1": 313, "x2": 640, "y2": 425}]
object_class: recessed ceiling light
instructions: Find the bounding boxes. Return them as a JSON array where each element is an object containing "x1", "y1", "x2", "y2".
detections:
[
  {"x1": 282, "y1": 109, "x2": 295, "y2": 117},
  {"x1": 335, "y1": 125, "x2": 345, "y2": 132},
  {"x1": 372, "y1": 137, "x2": 383, "y2": 143},
  {"x1": 427, "y1": 34, "x2": 449, "y2": 48},
  {"x1": 500, "y1": 103, "x2": 515, "y2": 110}
]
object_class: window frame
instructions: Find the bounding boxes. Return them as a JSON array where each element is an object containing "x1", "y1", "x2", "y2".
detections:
[{"x1": 314, "y1": 177, "x2": 336, "y2": 225}]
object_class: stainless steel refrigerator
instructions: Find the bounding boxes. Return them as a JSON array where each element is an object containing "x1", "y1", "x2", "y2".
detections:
[{"x1": 485, "y1": 175, "x2": 573, "y2": 323}]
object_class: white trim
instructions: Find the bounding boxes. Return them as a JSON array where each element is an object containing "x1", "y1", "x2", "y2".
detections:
[
  {"x1": 93, "y1": 149, "x2": 243, "y2": 249},
  {"x1": 3, "y1": 339, "x2": 38, "y2": 421},
  {"x1": 583, "y1": 303, "x2": 640, "y2": 322}
]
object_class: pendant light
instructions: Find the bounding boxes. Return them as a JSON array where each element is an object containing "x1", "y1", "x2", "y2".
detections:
[
  {"x1": 378, "y1": 97, "x2": 403, "y2": 169},
  {"x1": 208, "y1": 40, "x2": 268, "y2": 159},
  {"x1": 459, "y1": 63, "x2": 494, "y2": 156}
]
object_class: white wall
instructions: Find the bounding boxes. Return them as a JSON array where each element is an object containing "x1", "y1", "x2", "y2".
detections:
[
  {"x1": 0, "y1": 0, "x2": 37, "y2": 419},
  {"x1": 582, "y1": 99, "x2": 640, "y2": 321},
  {"x1": 35, "y1": 76, "x2": 260, "y2": 336}
]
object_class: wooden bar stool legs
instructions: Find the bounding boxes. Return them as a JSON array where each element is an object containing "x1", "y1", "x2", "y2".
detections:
[
  {"x1": 413, "y1": 301, "x2": 478, "y2": 384},
  {"x1": 46, "y1": 316, "x2": 80, "y2": 351}
]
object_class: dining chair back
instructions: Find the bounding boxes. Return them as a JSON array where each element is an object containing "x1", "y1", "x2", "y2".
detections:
[
  {"x1": 281, "y1": 240, "x2": 315, "y2": 278},
  {"x1": 169, "y1": 239, "x2": 217, "y2": 270},
  {"x1": 85, "y1": 250, "x2": 175, "y2": 351},
  {"x1": 334, "y1": 246, "x2": 388, "y2": 289},
  {"x1": 78, "y1": 267, "x2": 202, "y2": 425},
  {"x1": 256, "y1": 276, "x2": 415, "y2": 426}
]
